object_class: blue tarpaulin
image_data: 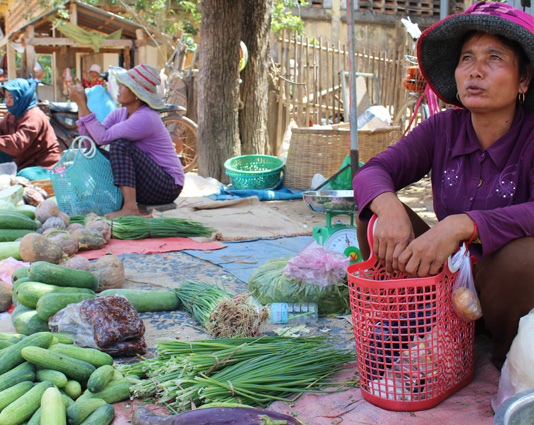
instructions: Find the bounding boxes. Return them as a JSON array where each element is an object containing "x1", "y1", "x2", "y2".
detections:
[{"x1": 206, "y1": 185, "x2": 305, "y2": 201}]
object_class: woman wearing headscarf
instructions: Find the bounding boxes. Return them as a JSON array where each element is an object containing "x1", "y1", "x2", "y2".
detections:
[
  {"x1": 67, "y1": 64, "x2": 184, "y2": 219},
  {"x1": 352, "y1": 1, "x2": 534, "y2": 369},
  {"x1": 0, "y1": 78, "x2": 62, "y2": 178}
]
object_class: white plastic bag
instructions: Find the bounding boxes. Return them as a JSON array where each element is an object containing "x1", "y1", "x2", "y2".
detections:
[
  {"x1": 491, "y1": 307, "x2": 534, "y2": 412},
  {"x1": 448, "y1": 244, "x2": 482, "y2": 322}
]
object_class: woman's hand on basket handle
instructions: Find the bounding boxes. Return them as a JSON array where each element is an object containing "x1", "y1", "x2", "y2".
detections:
[
  {"x1": 398, "y1": 214, "x2": 476, "y2": 277},
  {"x1": 370, "y1": 192, "x2": 414, "y2": 275}
]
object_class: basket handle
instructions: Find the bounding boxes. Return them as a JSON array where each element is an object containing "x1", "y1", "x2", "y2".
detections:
[
  {"x1": 70, "y1": 136, "x2": 98, "y2": 159},
  {"x1": 366, "y1": 214, "x2": 378, "y2": 256},
  {"x1": 367, "y1": 213, "x2": 456, "y2": 276}
]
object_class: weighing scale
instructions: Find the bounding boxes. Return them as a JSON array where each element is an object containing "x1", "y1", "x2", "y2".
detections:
[{"x1": 302, "y1": 190, "x2": 362, "y2": 263}]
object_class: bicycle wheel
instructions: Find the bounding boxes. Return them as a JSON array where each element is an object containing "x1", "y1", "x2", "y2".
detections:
[
  {"x1": 393, "y1": 97, "x2": 427, "y2": 135},
  {"x1": 162, "y1": 114, "x2": 198, "y2": 173}
]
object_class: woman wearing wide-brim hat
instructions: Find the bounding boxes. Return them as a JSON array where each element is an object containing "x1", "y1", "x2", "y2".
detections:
[
  {"x1": 68, "y1": 64, "x2": 184, "y2": 218},
  {"x1": 352, "y1": 1, "x2": 534, "y2": 370}
]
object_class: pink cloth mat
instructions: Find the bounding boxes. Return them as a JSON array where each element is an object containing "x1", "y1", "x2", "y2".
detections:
[
  {"x1": 76, "y1": 237, "x2": 225, "y2": 260},
  {"x1": 110, "y1": 350, "x2": 499, "y2": 424}
]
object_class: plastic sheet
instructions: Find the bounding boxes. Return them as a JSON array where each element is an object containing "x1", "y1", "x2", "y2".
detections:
[{"x1": 49, "y1": 295, "x2": 147, "y2": 356}]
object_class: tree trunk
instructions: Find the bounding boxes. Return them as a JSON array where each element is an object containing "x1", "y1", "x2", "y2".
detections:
[
  {"x1": 239, "y1": 0, "x2": 272, "y2": 155},
  {"x1": 197, "y1": 0, "x2": 242, "y2": 182}
]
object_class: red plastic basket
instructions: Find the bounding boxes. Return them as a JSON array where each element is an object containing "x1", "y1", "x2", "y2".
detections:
[{"x1": 347, "y1": 215, "x2": 475, "y2": 411}]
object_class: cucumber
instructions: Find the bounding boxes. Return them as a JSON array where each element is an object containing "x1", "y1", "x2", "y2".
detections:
[
  {"x1": 0, "y1": 380, "x2": 53, "y2": 425},
  {"x1": 0, "y1": 212, "x2": 39, "y2": 230},
  {"x1": 63, "y1": 380, "x2": 82, "y2": 400},
  {"x1": 0, "y1": 242, "x2": 21, "y2": 261},
  {"x1": 66, "y1": 398, "x2": 106, "y2": 425},
  {"x1": 87, "y1": 365, "x2": 115, "y2": 393},
  {"x1": 78, "y1": 403, "x2": 114, "y2": 425},
  {"x1": 48, "y1": 344, "x2": 113, "y2": 368},
  {"x1": 51, "y1": 332, "x2": 74, "y2": 344},
  {"x1": 60, "y1": 393, "x2": 75, "y2": 408},
  {"x1": 10, "y1": 305, "x2": 49, "y2": 336},
  {"x1": 40, "y1": 386, "x2": 66, "y2": 425},
  {"x1": 0, "y1": 333, "x2": 25, "y2": 343},
  {"x1": 35, "y1": 369, "x2": 68, "y2": 388},
  {"x1": 16, "y1": 282, "x2": 95, "y2": 309},
  {"x1": 83, "y1": 378, "x2": 131, "y2": 404},
  {"x1": 0, "y1": 362, "x2": 36, "y2": 381},
  {"x1": 36, "y1": 292, "x2": 95, "y2": 321},
  {"x1": 0, "y1": 332, "x2": 53, "y2": 375},
  {"x1": 28, "y1": 262, "x2": 98, "y2": 290},
  {"x1": 0, "y1": 341, "x2": 12, "y2": 350},
  {"x1": 11, "y1": 267, "x2": 29, "y2": 283},
  {"x1": 0, "y1": 369, "x2": 35, "y2": 393},
  {"x1": 12, "y1": 277, "x2": 31, "y2": 291},
  {"x1": 0, "y1": 381, "x2": 34, "y2": 412},
  {"x1": 26, "y1": 407, "x2": 40, "y2": 425},
  {"x1": 0, "y1": 229, "x2": 34, "y2": 242},
  {"x1": 98, "y1": 288, "x2": 180, "y2": 312},
  {"x1": 20, "y1": 346, "x2": 96, "y2": 383},
  {"x1": 11, "y1": 205, "x2": 36, "y2": 219}
]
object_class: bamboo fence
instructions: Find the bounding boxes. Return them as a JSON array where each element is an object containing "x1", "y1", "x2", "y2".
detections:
[{"x1": 271, "y1": 32, "x2": 409, "y2": 150}]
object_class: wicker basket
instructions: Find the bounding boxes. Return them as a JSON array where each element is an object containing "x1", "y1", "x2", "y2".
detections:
[
  {"x1": 284, "y1": 126, "x2": 402, "y2": 190},
  {"x1": 359, "y1": 124, "x2": 402, "y2": 163},
  {"x1": 31, "y1": 179, "x2": 54, "y2": 197}
]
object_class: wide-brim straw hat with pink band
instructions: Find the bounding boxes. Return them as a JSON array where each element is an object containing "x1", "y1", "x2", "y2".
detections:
[
  {"x1": 111, "y1": 64, "x2": 165, "y2": 110},
  {"x1": 417, "y1": 1, "x2": 534, "y2": 110}
]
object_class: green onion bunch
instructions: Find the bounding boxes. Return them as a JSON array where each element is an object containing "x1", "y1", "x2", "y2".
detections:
[
  {"x1": 108, "y1": 216, "x2": 215, "y2": 240},
  {"x1": 128, "y1": 336, "x2": 357, "y2": 411},
  {"x1": 174, "y1": 282, "x2": 234, "y2": 326}
]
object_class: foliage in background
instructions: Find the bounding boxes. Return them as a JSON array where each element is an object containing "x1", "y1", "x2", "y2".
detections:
[{"x1": 28, "y1": 0, "x2": 305, "y2": 40}]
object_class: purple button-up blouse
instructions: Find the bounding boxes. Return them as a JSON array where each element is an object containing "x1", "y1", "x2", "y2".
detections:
[{"x1": 352, "y1": 106, "x2": 534, "y2": 258}]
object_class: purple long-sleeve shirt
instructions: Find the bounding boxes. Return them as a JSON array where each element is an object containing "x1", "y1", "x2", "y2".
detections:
[
  {"x1": 352, "y1": 106, "x2": 534, "y2": 258},
  {"x1": 77, "y1": 105, "x2": 185, "y2": 186}
]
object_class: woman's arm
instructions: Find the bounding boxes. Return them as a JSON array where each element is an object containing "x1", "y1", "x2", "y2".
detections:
[{"x1": 0, "y1": 113, "x2": 41, "y2": 155}]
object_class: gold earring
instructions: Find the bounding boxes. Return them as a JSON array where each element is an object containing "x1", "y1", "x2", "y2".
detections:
[
  {"x1": 456, "y1": 92, "x2": 461, "y2": 102},
  {"x1": 519, "y1": 92, "x2": 526, "y2": 104}
]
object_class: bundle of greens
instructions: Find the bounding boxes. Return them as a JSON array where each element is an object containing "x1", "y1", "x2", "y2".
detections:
[
  {"x1": 119, "y1": 336, "x2": 356, "y2": 412},
  {"x1": 68, "y1": 215, "x2": 215, "y2": 240},
  {"x1": 174, "y1": 282, "x2": 268, "y2": 338}
]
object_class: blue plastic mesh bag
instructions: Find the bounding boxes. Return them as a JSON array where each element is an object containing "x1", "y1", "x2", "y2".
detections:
[{"x1": 50, "y1": 136, "x2": 123, "y2": 215}]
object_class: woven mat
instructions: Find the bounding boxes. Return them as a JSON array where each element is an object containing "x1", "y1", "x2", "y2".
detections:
[{"x1": 163, "y1": 196, "x2": 311, "y2": 241}]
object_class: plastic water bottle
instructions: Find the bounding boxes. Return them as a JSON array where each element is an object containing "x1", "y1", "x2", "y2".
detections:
[{"x1": 266, "y1": 303, "x2": 319, "y2": 324}]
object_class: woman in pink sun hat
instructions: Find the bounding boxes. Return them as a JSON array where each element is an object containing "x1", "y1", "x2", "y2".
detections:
[
  {"x1": 352, "y1": 1, "x2": 534, "y2": 369},
  {"x1": 68, "y1": 64, "x2": 184, "y2": 219}
]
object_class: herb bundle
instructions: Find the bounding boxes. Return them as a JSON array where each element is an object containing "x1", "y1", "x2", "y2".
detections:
[
  {"x1": 174, "y1": 282, "x2": 268, "y2": 338},
  {"x1": 120, "y1": 336, "x2": 356, "y2": 411}
]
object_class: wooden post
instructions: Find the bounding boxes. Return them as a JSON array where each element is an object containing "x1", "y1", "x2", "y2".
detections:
[
  {"x1": 70, "y1": 2, "x2": 78, "y2": 25},
  {"x1": 22, "y1": 26, "x2": 36, "y2": 79},
  {"x1": 135, "y1": 29, "x2": 147, "y2": 64},
  {"x1": 6, "y1": 41, "x2": 16, "y2": 80},
  {"x1": 56, "y1": 46, "x2": 68, "y2": 101},
  {"x1": 123, "y1": 46, "x2": 131, "y2": 69}
]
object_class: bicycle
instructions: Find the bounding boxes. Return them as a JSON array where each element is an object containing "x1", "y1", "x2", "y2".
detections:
[
  {"x1": 393, "y1": 55, "x2": 440, "y2": 136},
  {"x1": 393, "y1": 18, "x2": 441, "y2": 137},
  {"x1": 161, "y1": 35, "x2": 199, "y2": 173}
]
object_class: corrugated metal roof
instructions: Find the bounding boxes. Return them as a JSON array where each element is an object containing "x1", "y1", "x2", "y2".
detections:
[{"x1": 8, "y1": 0, "x2": 150, "y2": 41}]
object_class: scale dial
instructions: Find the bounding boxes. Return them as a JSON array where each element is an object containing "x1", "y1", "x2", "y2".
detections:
[{"x1": 324, "y1": 228, "x2": 359, "y2": 253}]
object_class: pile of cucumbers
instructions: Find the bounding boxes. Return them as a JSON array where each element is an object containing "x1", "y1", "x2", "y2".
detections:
[
  {"x1": 0, "y1": 331, "x2": 132, "y2": 425},
  {"x1": 11, "y1": 262, "x2": 99, "y2": 336}
]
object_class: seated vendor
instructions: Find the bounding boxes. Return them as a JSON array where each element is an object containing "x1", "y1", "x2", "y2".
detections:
[
  {"x1": 0, "y1": 78, "x2": 62, "y2": 179},
  {"x1": 352, "y1": 1, "x2": 534, "y2": 370},
  {"x1": 67, "y1": 64, "x2": 184, "y2": 219}
]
